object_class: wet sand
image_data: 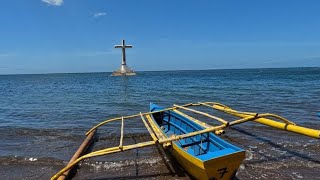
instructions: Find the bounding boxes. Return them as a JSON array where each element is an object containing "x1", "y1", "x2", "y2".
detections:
[{"x1": 3, "y1": 124, "x2": 318, "y2": 180}]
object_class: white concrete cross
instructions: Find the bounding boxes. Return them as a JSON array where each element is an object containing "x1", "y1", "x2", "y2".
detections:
[{"x1": 114, "y1": 40, "x2": 133, "y2": 65}]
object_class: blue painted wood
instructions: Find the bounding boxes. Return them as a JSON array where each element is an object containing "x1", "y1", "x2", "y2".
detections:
[{"x1": 150, "y1": 103, "x2": 244, "y2": 161}]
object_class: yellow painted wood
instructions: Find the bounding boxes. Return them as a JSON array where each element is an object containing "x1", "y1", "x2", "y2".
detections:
[
  {"x1": 173, "y1": 109, "x2": 212, "y2": 129},
  {"x1": 51, "y1": 141, "x2": 156, "y2": 180},
  {"x1": 140, "y1": 113, "x2": 158, "y2": 142},
  {"x1": 174, "y1": 109, "x2": 264, "y2": 130},
  {"x1": 119, "y1": 116, "x2": 124, "y2": 149},
  {"x1": 212, "y1": 104, "x2": 320, "y2": 139},
  {"x1": 170, "y1": 143, "x2": 208, "y2": 179},
  {"x1": 200, "y1": 102, "x2": 261, "y2": 117},
  {"x1": 173, "y1": 104, "x2": 229, "y2": 125},
  {"x1": 85, "y1": 103, "x2": 197, "y2": 136},
  {"x1": 145, "y1": 115, "x2": 166, "y2": 140},
  {"x1": 203, "y1": 151, "x2": 245, "y2": 180},
  {"x1": 145, "y1": 114, "x2": 171, "y2": 147}
]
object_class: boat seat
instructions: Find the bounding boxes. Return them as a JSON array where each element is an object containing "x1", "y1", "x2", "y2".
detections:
[{"x1": 180, "y1": 140, "x2": 207, "y2": 148}]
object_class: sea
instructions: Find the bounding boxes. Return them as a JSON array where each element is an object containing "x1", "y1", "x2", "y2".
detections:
[{"x1": 0, "y1": 67, "x2": 319, "y2": 180}]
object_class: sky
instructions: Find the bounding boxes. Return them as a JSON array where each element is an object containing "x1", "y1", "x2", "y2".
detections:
[{"x1": 0, "y1": 0, "x2": 320, "y2": 74}]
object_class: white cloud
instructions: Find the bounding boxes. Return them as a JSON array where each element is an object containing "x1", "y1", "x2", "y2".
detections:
[
  {"x1": 41, "y1": 0, "x2": 64, "y2": 6},
  {"x1": 93, "y1": 12, "x2": 107, "y2": 18}
]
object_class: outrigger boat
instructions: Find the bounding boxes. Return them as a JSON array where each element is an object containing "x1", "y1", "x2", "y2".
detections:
[
  {"x1": 51, "y1": 102, "x2": 320, "y2": 180},
  {"x1": 149, "y1": 103, "x2": 245, "y2": 179}
]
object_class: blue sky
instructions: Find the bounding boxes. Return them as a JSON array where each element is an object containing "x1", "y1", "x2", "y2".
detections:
[{"x1": 0, "y1": 0, "x2": 320, "y2": 74}]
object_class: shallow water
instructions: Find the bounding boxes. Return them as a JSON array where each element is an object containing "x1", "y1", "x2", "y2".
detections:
[{"x1": 0, "y1": 67, "x2": 319, "y2": 179}]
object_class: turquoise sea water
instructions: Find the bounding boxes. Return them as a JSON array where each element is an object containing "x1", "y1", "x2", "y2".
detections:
[{"x1": 0, "y1": 67, "x2": 319, "y2": 179}]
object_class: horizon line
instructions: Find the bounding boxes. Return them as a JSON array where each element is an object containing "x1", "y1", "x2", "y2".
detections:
[{"x1": 0, "y1": 66, "x2": 319, "y2": 76}]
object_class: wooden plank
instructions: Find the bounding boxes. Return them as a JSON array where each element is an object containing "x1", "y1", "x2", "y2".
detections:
[{"x1": 57, "y1": 129, "x2": 97, "y2": 180}]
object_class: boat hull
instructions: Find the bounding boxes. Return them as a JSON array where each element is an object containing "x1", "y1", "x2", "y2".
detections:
[
  {"x1": 150, "y1": 104, "x2": 245, "y2": 180},
  {"x1": 170, "y1": 141, "x2": 245, "y2": 180}
]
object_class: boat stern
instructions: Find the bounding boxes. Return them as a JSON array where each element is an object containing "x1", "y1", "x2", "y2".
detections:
[{"x1": 203, "y1": 150, "x2": 245, "y2": 179}]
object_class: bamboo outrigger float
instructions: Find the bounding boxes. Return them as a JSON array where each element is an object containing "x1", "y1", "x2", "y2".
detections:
[{"x1": 51, "y1": 102, "x2": 320, "y2": 180}]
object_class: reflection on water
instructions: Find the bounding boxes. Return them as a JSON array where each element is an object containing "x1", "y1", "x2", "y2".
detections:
[{"x1": 120, "y1": 76, "x2": 129, "y2": 103}]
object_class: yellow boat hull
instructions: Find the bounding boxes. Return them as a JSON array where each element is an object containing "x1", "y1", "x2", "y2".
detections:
[{"x1": 170, "y1": 143, "x2": 245, "y2": 180}]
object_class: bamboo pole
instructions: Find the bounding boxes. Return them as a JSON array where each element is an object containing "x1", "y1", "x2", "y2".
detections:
[
  {"x1": 158, "y1": 115, "x2": 261, "y2": 143},
  {"x1": 200, "y1": 102, "x2": 230, "y2": 109},
  {"x1": 85, "y1": 106, "x2": 184, "y2": 136},
  {"x1": 145, "y1": 115, "x2": 167, "y2": 141},
  {"x1": 85, "y1": 103, "x2": 202, "y2": 136},
  {"x1": 173, "y1": 104, "x2": 229, "y2": 125},
  {"x1": 57, "y1": 129, "x2": 97, "y2": 180},
  {"x1": 199, "y1": 102, "x2": 256, "y2": 116},
  {"x1": 51, "y1": 141, "x2": 156, "y2": 180},
  {"x1": 205, "y1": 102, "x2": 295, "y2": 125},
  {"x1": 158, "y1": 124, "x2": 227, "y2": 143},
  {"x1": 119, "y1": 116, "x2": 124, "y2": 149},
  {"x1": 200, "y1": 102, "x2": 296, "y2": 126},
  {"x1": 212, "y1": 104, "x2": 320, "y2": 139},
  {"x1": 172, "y1": 109, "x2": 212, "y2": 128},
  {"x1": 140, "y1": 113, "x2": 158, "y2": 142},
  {"x1": 173, "y1": 109, "x2": 226, "y2": 135}
]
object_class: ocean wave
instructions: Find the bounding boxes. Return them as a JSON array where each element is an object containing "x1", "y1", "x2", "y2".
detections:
[{"x1": 81, "y1": 157, "x2": 163, "y2": 171}]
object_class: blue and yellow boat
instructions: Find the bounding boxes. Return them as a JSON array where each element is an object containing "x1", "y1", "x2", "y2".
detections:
[
  {"x1": 149, "y1": 103, "x2": 245, "y2": 179},
  {"x1": 51, "y1": 102, "x2": 320, "y2": 180}
]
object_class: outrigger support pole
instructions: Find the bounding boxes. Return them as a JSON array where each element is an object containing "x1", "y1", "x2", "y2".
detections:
[{"x1": 202, "y1": 102, "x2": 320, "y2": 139}]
